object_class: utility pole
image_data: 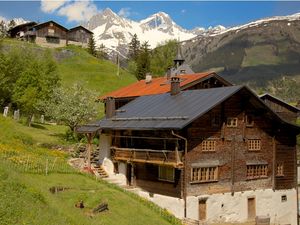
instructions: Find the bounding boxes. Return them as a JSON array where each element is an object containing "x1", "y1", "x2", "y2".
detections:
[{"x1": 117, "y1": 41, "x2": 120, "y2": 77}]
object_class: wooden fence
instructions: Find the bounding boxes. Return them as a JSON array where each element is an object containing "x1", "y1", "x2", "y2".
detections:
[{"x1": 0, "y1": 150, "x2": 76, "y2": 175}]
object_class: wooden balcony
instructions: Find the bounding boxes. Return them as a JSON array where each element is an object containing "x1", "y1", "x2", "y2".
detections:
[{"x1": 111, "y1": 146, "x2": 184, "y2": 168}]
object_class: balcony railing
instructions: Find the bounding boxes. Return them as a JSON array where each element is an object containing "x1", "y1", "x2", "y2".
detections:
[
  {"x1": 25, "y1": 31, "x2": 36, "y2": 36},
  {"x1": 111, "y1": 146, "x2": 183, "y2": 168}
]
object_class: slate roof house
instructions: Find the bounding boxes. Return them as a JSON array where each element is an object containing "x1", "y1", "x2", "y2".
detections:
[
  {"x1": 8, "y1": 22, "x2": 37, "y2": 39},
  {"x1": 68, "y1": 26, "x2": 93, "y2": 48},
  {"x1": 79, "y1": 77, "x2": 300, "y2": 224},
  {"x1": 24, "y1": 21, "x2": 69, "y2": 48}
]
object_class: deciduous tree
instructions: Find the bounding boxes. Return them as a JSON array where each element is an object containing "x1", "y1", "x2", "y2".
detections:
[{"x1": 42, "y1": 83, "x2": 98, "y2": 133}]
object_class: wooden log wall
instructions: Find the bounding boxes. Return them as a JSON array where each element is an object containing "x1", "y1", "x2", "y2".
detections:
[{"x1": 184, "y1": 94, "x2": 277, "y2": 196}]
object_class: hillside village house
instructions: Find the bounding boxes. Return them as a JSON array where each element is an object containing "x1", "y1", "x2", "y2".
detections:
[
  {"x1": 78, "y1": 74, "x2": 300, "y2": 224},
  {"x1": 8, "y1": 20, "x2": 93, "y2": 48},
  {"x1": 8, "y1": 22, "x2": 37, "y2": 39},
  {"x1": 67, "y1": 26, "x2": 93, "y2": 48}
]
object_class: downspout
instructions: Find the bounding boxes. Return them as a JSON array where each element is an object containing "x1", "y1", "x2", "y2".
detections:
[
  {"x1": 171, "y1": 130, "x2": 188, "y2": 218},
  {"x1": 272, "y1": 136, "x2": 276, "y2": 191}
]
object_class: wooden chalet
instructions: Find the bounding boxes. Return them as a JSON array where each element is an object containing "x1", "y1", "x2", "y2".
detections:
[
  {"x1": 8, "y1": 22, "x2": 37, "y2": 39},
  {"x1": 100, "y1": 72, "x2": 232, "y2": 109},
  {"x1": 25, "y1": 21, "x2": 68, "y2": 47},
  {"x1": 260, "y1": 93, "x2": 300, "y2": 123},
  {"x1": 79, "y1": 77, "x2": 300, "y2": 224},
  {"x1": 68, "y1": 26, "x2": 93, "y2": 47}
]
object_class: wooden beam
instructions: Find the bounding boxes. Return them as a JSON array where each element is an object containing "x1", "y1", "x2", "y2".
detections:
[{"x1": 114, "y1": 157, "x2": 183, "y2": 168}]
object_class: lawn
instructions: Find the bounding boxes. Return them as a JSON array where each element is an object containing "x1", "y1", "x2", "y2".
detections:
[
  {"x1": 0, "y1": 116, "x2": 178, "y2": 225},
  {"x1": 0, "y1": 164, "x2": 174, "y2": 225},
  {"x1": 56, "y1": 45, "x2": 137, "y2": 96}
]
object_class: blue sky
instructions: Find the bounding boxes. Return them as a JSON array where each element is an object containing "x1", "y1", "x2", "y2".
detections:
[{"x1": 1, "y1": 1, "x2": 300, "y2": 29}]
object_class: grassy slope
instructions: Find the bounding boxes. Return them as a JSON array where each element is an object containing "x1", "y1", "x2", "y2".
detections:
[
  {"x1": 56, "y1": 45, "x2": 136, "y2": 96},
  {"x1": 2, "y1": 39, "x2": 137, "y2": 116},
  {"x1": 0, "y1": 116, "x2": 175, "y2": 225}
]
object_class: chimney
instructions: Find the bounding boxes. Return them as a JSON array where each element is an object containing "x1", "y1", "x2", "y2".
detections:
[
  {"x1": 105, "y1": 96, "x2": 115, "y2": 118},
  {"x1": 170, "y1": 76, "x2": 181, "y2": 95},
  {"x1": 166, "y1": 67, "x2": 171, "y2": 80},
  {"x1": 145, "y1": 73, "x2": 152, "y2": 84}
]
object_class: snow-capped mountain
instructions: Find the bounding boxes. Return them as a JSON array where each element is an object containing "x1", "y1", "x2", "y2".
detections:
[
  {"x1": 1, "y1": 18, "x2": 28, "y2": 27},
  {"x1": 83, "y1": 8, "x2": 203, "y2": 51}
]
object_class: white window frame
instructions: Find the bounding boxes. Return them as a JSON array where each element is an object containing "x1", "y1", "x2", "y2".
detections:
[
  {"x1": 158, "y1": 166, "x2": 175, "y2": 182},
  {"x1": 226, "y1": 117, "x2": 238, "y2": 127}
]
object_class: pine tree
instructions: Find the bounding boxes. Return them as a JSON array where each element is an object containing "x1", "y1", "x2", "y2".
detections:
[
  {"x1": 135, "y1": 41, "x2": 150, "y2": 80},
  {"x1": 97, "y1": 44, "x2": 108, "y2": 59},
  {"x1": 128, "y1": 34, "x2": 140, "y2": 61},
  {"x1": 0, "y1": 20, "x2": 7, "y2": 38},
  {"x1": 8, "y1": 20, "x2": 16, "y2": 30},
  {"x1": 88, "y1": 35, "x2": 97, "y2": 57}
]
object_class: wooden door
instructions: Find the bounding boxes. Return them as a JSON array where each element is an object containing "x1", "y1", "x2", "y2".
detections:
[
  {"x1": 199, "y1": 199, "x2": 207, "y2": 221},
  {"x1": 248, "y1": 197, "x2": 256, "y2": 219},
  {"x1": 126, "y1": 164, "x2": 132, "y2": 185}
]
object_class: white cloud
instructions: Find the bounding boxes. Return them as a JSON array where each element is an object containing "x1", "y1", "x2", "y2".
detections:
[
  {"x1": 41, "y1": 0, "x2": 68, "y2": 13},
  {"x1": 118, "y1": 7, "x2": 131, "y2": 18},
  {"x1": 40, "y1": 0, "x2": 98, "y2": 22},
  {"x1": 181, "y1": 9, "x2": 186, "y2": 14},
  {"x1": 58, "y1": 1, "x2": 97, "y2": 22}
]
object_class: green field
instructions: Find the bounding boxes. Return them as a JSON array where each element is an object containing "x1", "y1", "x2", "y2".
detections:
[
  {"x1": 56, "y1": 45, "x2": 136, "y2": 96},
  {"x1": 0, "y1": 116, "x2": 179, "y2": 225},
  {"x1": 1, "y1": 39, "x2": 137, "y2": 117},
  {"x1": 0, "y1": 40, "x2": 177, "y2": 225}
]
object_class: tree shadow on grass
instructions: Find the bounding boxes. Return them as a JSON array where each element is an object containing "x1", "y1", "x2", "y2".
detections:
[{"x1": 31, "y1": 123, "x2": 47, "y2": 130}]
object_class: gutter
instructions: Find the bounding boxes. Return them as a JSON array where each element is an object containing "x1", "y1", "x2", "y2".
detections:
[{"x1": 171, "y1": 130, "x2": 188, "y2": 218}]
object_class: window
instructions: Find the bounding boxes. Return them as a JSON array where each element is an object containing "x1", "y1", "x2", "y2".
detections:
[
  {"x1": 48, "y1": 28, "x2": 55, "y2": 34},
  {"x1": 246, "y1": 115, "x2": 254, "y2": 127},
  {"x1": 46, "y1": 36, "x2": 59, "y2": 44},
  {"x1": 247, "y1": 164, "x2": 268, "y2": 179},
  {"x1": 201, "y1": 140, "x2": 216, "y2": 152},
  {"x1": 226, "y1": 117, "x2": 238, "y2": 127},
  {"x1": 276, "y1": 163, "x2": 284, "y2": 176},
  {"x1": 158, "y1": 166, "x2": 174, "y2": 182},
  {"x1": 191, "y1": 167, "x2": 218, "y2": 183},
  {"x1": 248, "y1": 139, "x2": 261, "y2": 151},
  {"x1": 281, "y1": 195, "x2": 287, "y2": 202}
]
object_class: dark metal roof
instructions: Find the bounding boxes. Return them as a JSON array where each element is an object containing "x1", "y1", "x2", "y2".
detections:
[
  {"x1": 32, "y1": 20, "x2": 68, "y2": 31},
  {"x1": 76, "y1": 125, "x2": 101, "y2": 134},
  {"x1": 69, "y1": 26, "x2": 93, "y2": 34},
  {"x1": 260, "y1": 93, "x2": 300, "y2": 112},
  {"x1": 99, "y1": 86, "x2": 243, "y2": 130}
]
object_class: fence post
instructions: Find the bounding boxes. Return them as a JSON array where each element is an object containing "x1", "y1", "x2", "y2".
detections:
[
  {"x1": 25, "y1": 156, "x2": 29, "y2": 172},
  {"x1": 45, "y1": 159, "x2": 48, "y2": 176}
]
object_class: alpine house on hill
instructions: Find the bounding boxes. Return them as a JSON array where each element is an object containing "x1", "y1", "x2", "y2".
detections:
[
  {"x1": 8, "y1": 20, "x2": 93, "y2": 48},
  {"x1": 78, "y1": 76, "x2": 300, "y2": 224}
]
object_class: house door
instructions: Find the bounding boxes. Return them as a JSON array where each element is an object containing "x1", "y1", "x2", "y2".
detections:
[
  {"x1": 126, "y1": 164, "x2": 132, "y2": 185},
  {"x1": 198, "y1": 199, "x2": 207, "y2": 221},
  {"x1": 248, "y1": 197, "x2": 256, "y2": 219}
]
